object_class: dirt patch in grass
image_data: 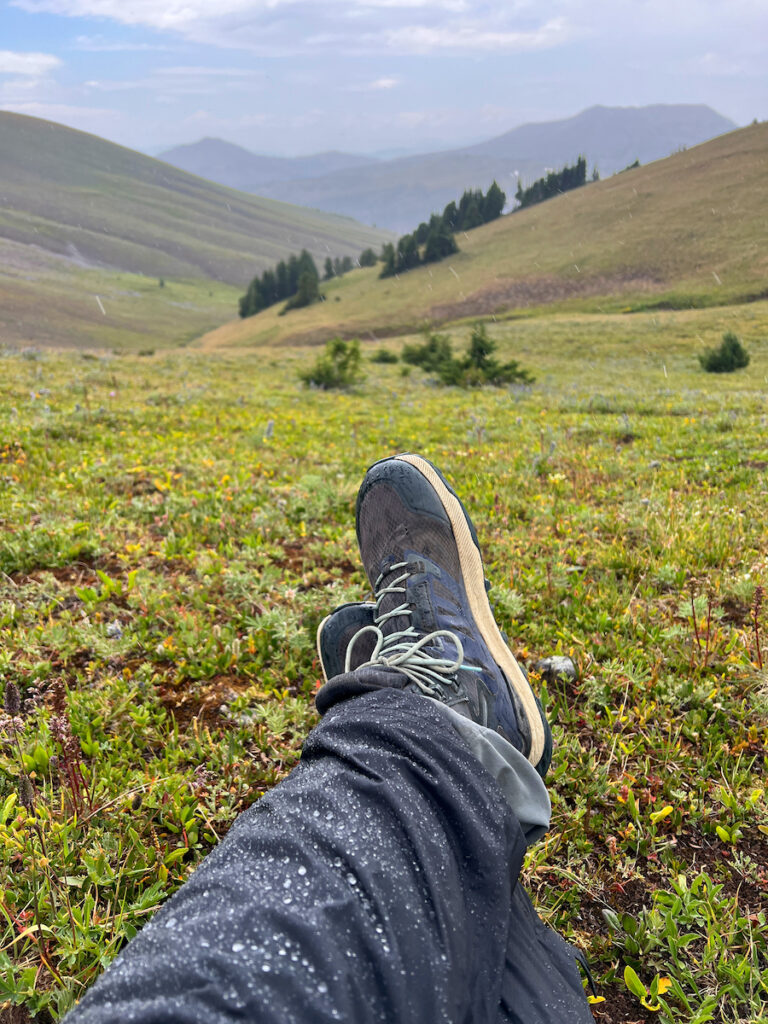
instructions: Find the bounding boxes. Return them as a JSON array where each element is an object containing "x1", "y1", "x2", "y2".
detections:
[
  {"x1": 154, "y1": 671, "x2": 250, "y2": 731},
  {"x1": 274, "y1": 537, "x2": 359, "y2": 583},
  {"x1": 720, "y1": 596, "x2": 752, "y2": 626},
  {"x1": 0, "y1": 1007, "x2": 37, "y2": 1024},
  {"x1": 427, "y1": 273, "x2": 662, "y2": 322},
  {"x1": 590, "y1": 982, "x2": 651, "y2": 1024}
]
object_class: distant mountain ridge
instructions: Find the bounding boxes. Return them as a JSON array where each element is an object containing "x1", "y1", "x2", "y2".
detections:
[
  {"x1": 159, "y1": 105, "x2": 737, "y2": 232},
  {"x1": 157, "y1": 138, "x2": 379, "y2": 194}
]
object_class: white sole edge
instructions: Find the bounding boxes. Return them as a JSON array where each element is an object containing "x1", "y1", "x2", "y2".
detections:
[
  {"x1": 396, "y1": 453, "x2": 545, "y2": 766},
  {"x1": 316, "y1": 614, "x2": 331, "y2": 683}
]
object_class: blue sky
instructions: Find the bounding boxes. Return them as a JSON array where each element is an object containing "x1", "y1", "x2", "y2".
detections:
[{"x1": 1, "y1": 0, "x2": 766, "y2": 156}]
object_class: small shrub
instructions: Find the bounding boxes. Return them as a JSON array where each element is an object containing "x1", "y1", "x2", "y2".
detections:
[
  {"x1": 401, "y1": 325, "x2": 534, "y2": 388},
  {"x1": 699, "y1": 332, "x2": 750, "y2": 373},
  {"x1": 370, "y1": 348, "x2": 398, "y2": 364},
  {"x1": 299, "y1": 338, "x2": 365, "y2": 391},
  {"x1": 401, "y1": 332, "x2": 454, "y2": 373}
]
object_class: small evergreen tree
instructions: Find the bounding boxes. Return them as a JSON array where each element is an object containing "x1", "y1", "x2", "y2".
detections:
[
  {"x1": 397, "y1": 233, "x2": 420, "y2": 272},
  {"x1": 323, "y1": 257, "x2": 334, "y2": 280},
  {"x1": 380, "y1": 242, "x2": 397, "y2": 279},
  {"x1": 276, "y1": 259, "x2": 289, "y2": 298},
  {"x1": 299, "y1": 338, "x2": 365, "y2": 390},
  {"x1": 401, "y1": 332, "x2": 454, "y2": 373},
  {"x1": 370, "y1": 347, "x2": 398, "y2": 364},
  {"x1": 699, "y1": 332, "x2": 750, "y2": 373},
  {"x1": 282, "y1": 270, "x2": 319, "y2": 313},
  {"x1": 359, "y1": 248, "x2": 377, "y2": 267},
  {"x1": 482, "y1": 181, "x2": 506, "y2": 221},
  {"x1": 423, "y1": 222, "x2": 458, "y2": 264},
  {"x1": 403, "y1": 324, "x2": 534, "y2": 388}
]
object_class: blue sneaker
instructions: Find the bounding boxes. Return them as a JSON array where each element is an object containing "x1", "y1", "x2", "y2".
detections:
[{"x1": 351, "y1": 453, "x2": 551, "y2": 776}]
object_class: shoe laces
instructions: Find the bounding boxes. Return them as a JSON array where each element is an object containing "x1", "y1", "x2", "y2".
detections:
[{"x1": 346, "y1": 561, "x2": 476, "y2": 701}]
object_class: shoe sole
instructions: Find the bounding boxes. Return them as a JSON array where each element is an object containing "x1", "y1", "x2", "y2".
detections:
[
  {"x1": 395, "y1": 453, "x2": 546, "y2": 767},
  {"x1": 316, "y1": 613, "x2": 333, "y2": 683}
]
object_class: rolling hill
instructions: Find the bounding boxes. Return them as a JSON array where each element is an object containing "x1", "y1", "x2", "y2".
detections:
[
  {"x1": 0, "y1": 112, "x2": 388, "y2": 286},
  {"x1": 199, "y1": 121, "x2": 768, "y2": 351},
  {"x1": 0, "y1": 112, "x2": 391, "y2": 349},
  {"x1": 169, "y1": 105, "x2": 735, "y2": 232}
]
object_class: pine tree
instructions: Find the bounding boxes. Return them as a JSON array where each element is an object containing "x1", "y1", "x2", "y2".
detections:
[
  {"x1": 482, "y1": 181, "x2": 506, "y2": 221},
  {"x1": 424, "y1": 222, "x2": 458, "y2": 263},
  {"x1": 379, "y1": 242, "x2": 396, "y2": 278}
]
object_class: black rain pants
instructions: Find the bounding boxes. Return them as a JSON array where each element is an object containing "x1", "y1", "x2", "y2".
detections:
[{"x1": 65, "y1": 687, "x2": 593, "y2": 1024}]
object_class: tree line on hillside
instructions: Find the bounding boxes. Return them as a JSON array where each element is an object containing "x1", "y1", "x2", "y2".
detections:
[
  {"x1": 239, "y1": 249, "x2": 320, "y2": 318},
  {"x1": 514, "y1": 156, "x2": 587, "y2": 210},
  {"x1": 324, "y1": 249, "x2": 378, "y2": 280},
  {"x1": 380, "y1": 181, "x2": 506, "y2": 279},
  {"x1": 240, "y1": 246, "x2": 382, "y2": 318}
]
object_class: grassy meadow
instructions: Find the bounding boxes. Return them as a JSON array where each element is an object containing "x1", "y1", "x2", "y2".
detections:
[
  {"x1": 0, "y1": 240, "x2": 243, "y2": 352},
  {"x1": 1, "y1": 301, "x2": 767, "y2": 1023}
]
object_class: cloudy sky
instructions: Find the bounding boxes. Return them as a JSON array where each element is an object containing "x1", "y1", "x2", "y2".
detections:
[{"x1": 1, "y1": 0, "x2": 766, "y2": 156}]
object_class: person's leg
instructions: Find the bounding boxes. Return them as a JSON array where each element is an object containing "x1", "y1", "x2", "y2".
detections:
[{"x1": 66, "y1": 686, "x2": 527, "y2": 1024}]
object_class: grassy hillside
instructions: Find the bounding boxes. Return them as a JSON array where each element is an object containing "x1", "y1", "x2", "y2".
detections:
[
  {"x1": 201, "y1": 122, "x2": 768, "y2": 351},
  {"x1": 1, "y1": 302, "x2": 766, "y2": 1022},
  {"x1": 0, "y1": 237, "x2": 244, "y2": 351},
  {"x1": 0, "y1": 112, "x2": 388, "y2": 287}
]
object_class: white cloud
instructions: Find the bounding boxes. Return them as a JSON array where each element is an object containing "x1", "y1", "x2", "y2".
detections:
[
  {"x1": 0, "y1": 50, "x2": 62, "y2": 75},
  {"x1": 358, "y1": 0, "x2": 468, "y2": 8},
  {"x1": 13, "y1": 0, "x2": 268, "y2": 30},
  {"x1": 10, "y1": 1, "x2": 575, "y2": 56},
  {"x1": 353, "y1": 75, "x2": 400, "y2": 90},
  {"x1": 0, "y1": 100, "x2": 112, "y2": 119},
  {"x1": 157, "y1": 66, "x2": 264, "y2": 77},
  {"x1": 381, "y1": 16, "x2": 570, "y2": 53},
  {"x1": 73, "y1": 34, "x2": 173, "y2": 51}
]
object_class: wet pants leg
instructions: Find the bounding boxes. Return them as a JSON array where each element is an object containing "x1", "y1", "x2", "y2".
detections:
[{"x1": 66, "y1": 687, "x2": 591, "y2": 1024}]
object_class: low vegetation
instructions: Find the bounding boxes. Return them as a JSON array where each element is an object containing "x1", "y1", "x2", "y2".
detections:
[
  {"x1": 298, "y1": 337, "x2": 364, "y2": 390},
  {"x1": 1, "y1": 303, "x2": 766, "y2": 1022},
  {"x1": 402, "y1": 323, "x2": 534, "y2": 387},
  {"x1": 698, "y1": 330, "x2": 750, "y2": 373}
]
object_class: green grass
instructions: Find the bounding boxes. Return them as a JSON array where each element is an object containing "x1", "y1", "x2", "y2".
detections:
[
  {"x1": 1, "y1": 302, "x2": 767, "y2": 1022},
  {"x1": 203, "y1": 122, "x2": 768, "y2": 351},
  {"x1": 0, "y1": 240, "x2": 243, "y2": 351}
]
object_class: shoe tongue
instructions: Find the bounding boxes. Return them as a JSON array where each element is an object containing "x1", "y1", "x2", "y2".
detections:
[{"x1": 375, "y1": 559, "x2": 440, "y2": 641}]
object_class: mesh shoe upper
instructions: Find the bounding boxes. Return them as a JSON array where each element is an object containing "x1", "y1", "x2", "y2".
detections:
[{"x1": 354, "y1": 454, "x2": 548, "y2": 767}]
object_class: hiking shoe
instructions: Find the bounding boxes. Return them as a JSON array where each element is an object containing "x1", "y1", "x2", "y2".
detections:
[
  {"x1": 316, "y1": 602, "x2": 376, "y2": 682},
  {"x1": 352, "y1": 453, "x2": 551, "y2": 776}
]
